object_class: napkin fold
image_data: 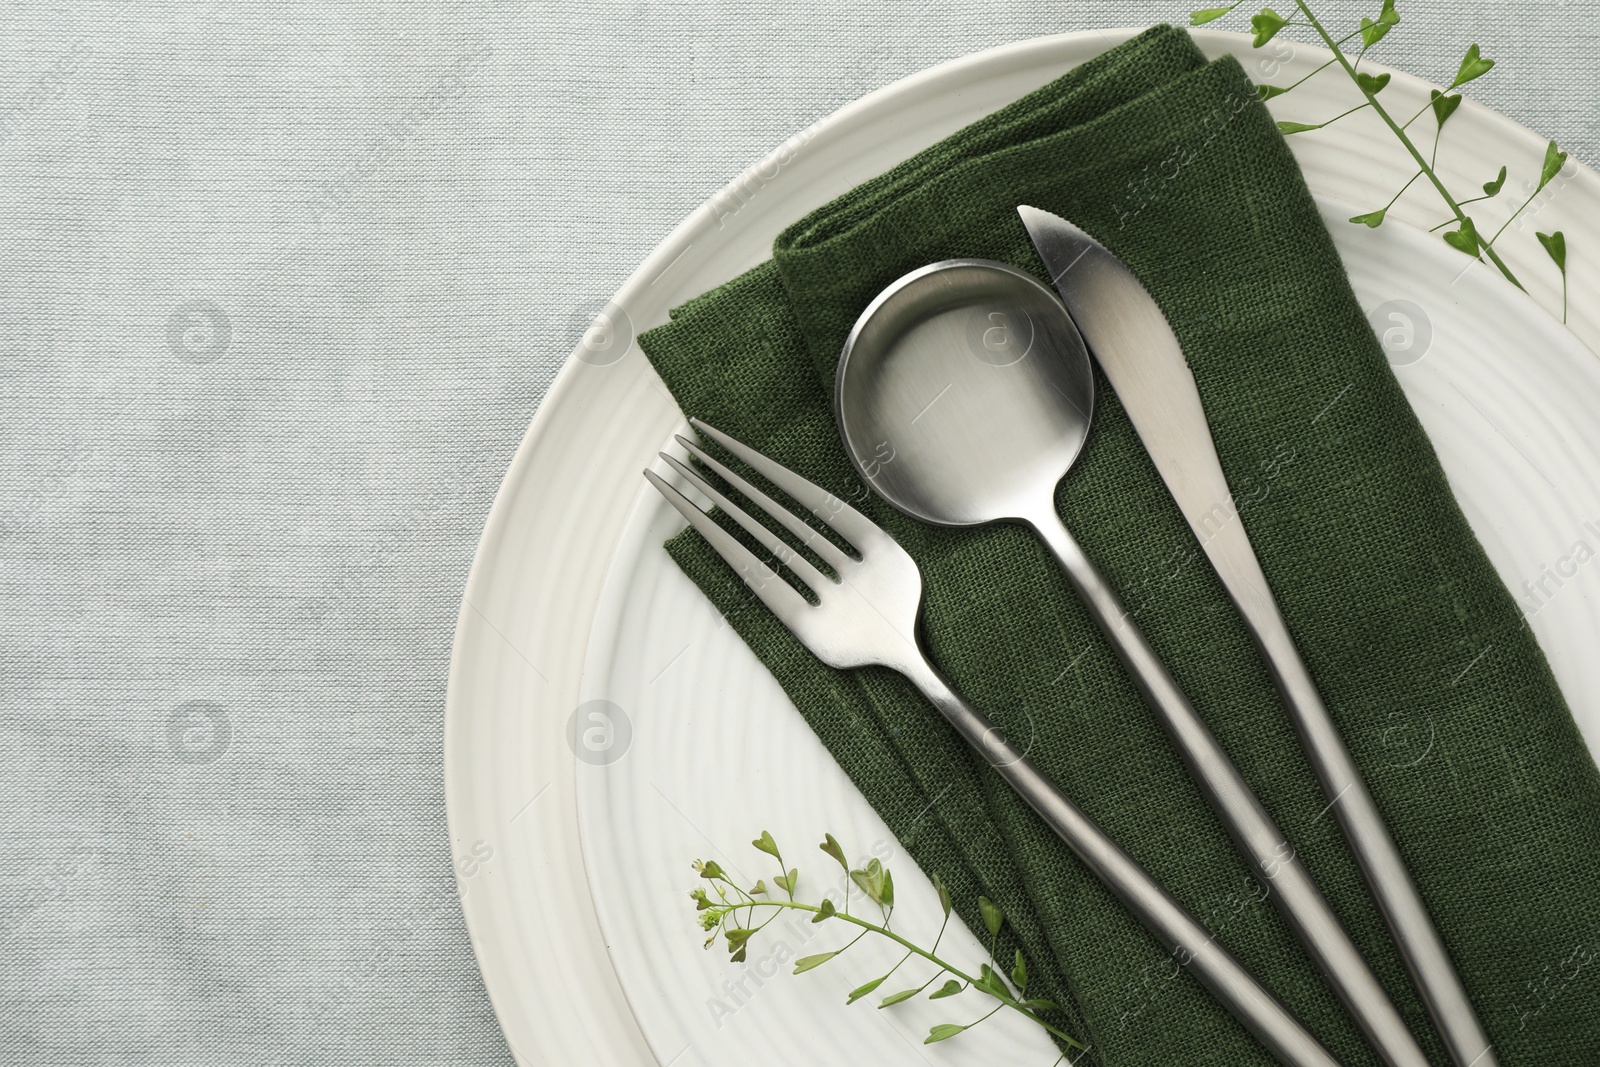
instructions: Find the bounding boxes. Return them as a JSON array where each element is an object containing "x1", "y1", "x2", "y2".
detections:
[{"x1": 639, "y1": 26, "x2": 1600, "y2": 1065}]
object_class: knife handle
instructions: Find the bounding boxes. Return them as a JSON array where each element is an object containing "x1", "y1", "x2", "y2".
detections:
[
  {"x1": 900, "y1": 655, "x2": 1346, "y2": 1067},
  {"x1": 1237, "y1": 592, "x2": 1500, "y2": 1067},
  {"x1": 1028, "y1": 512, "x2": 1432, "y2": 1067}
]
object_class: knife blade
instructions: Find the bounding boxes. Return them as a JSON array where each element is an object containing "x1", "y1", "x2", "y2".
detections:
[{"x1": 1019, "y1": 204, "x2": 1496, "y2": 1067}]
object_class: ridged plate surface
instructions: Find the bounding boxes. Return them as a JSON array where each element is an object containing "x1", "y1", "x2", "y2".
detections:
[{"x1": 446, "y1": 28, "x2": 1600, "y2": 1065}]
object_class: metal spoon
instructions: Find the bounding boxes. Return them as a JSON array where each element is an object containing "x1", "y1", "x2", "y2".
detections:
[{"x1": 834, "y1": 259, "x2": 1430, "y2": 1067}]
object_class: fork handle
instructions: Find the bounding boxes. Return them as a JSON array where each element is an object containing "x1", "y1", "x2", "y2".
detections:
[
  {"x1": 1028, "y1": 514, "x2": 1431, "y2": 1067},
  {"x1": 900, "y1": 657, "x2": 1345, "y2": 1067}
]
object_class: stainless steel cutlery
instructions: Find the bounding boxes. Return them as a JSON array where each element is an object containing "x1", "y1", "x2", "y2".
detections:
[
  {"x1": 832, "y1": 258, "x2": 1428, "y2": 1067},
  {"x1": 646, "y1": 418, "x2": 1347, "y2": 1067},
  {"x1": 646, "y1": 206, "x2": 1497, "y2": 1067},
  {"x1": 1020, "y1": 204, "x2": 1495, "y2": 1067}
]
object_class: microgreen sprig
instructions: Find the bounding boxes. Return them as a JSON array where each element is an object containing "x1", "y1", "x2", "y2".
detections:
[
  {"x1": 1193, "y1": 1, "x2": 1573, "y2": 320},
  {"x1": 690, "y1": 831, "x2": 1084, "y2": 1058}
]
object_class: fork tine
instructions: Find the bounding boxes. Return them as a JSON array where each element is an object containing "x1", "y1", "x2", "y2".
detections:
[
  {"x1": 673, "y1": 435, "x2": 855, "y2": 574},
  {"x1": 658, "y1": 452, "x2": 834, "y2": 593},
  {"x1": 689, "y1": 419, "x2": 892, "y2": 556},
  {"x1": 643, "y1": 469, "x2": 814, "y2": 629}
]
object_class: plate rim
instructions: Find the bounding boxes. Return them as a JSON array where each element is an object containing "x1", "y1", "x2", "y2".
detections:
[{"x1": 445, "y1": 26, "x2": 1600, "y2": 1065}]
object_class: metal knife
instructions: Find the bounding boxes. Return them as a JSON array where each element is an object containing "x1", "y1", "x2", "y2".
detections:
[{"x1": 1019, "y1": 204, "x2": 1496, "y2": 1067}]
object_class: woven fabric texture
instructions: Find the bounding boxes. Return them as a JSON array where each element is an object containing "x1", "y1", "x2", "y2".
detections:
[
  {"x1": 3, "y1": 2, "x2": 1599, "y2": 1065},
  {"x1": 639, "y1": 26, "x2": 1600, "y2": 1067}
]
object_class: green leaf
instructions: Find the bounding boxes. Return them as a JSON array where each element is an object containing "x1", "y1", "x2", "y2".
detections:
[
  {"x1": 1430, "y1": 90, "x2": 1463, "y2": 128},
  {"x1": 1349, "y1": 208, "x2": 1387, "y2": 228},
  {"x1": 1443, "y1": 218, "x2": 1481, "y2": 257},
  {"x1": 727, "y1": 927, "x2": 754, "y2": 963},
  {"x1": 1355, "y1": 71, "x2": 1391, "y2": 96},
  {"x1": 978, "y1": 895, "x2": 1004, "y2": 938},
  {"x1": 1359, "y1": 0, "x2": 1399, "y2": 47},
  {"x1": 925, "y1": 1023, "x2": 968, "y2": 1044},
  {"x1": 752, "y1": 830, "x2": 780, "y2": 858},
  {"x1": 847, "y1": 976, "x2": 885, "y2": 1004},
  {"x1": 1250, "y1": 7, "x2": 1288, "y2": 47},
  {"x1": 933, "y1": 872, "x2": 952, "y2": 918},
  {"x1": 1451, "y1": 43, "x2": 1494, "y2": 89},
  {"x1": 1276, "y1": 120, "x2": 1322, "y2": 135},
  {"x1": 1482, "y1": 165, "x2": 1507, "y2": 196},
  {"x1": 819, "y1": 833, "x2": 848, "y2": 870},
  {"x1": 1254, "y1": 83, "x2": 1289, "y2": 100},
  {"x1": 1012, "y1": 949, "x2": 1029, "y2": 991},
  {"x1": 811, "y1": 897, "x2": 837, "y2": 923},
  {"x1": 974, "y1": 963, "x2": 1008, "y2": 998},
  {"x1": 1022, "y1": 998, "x2": 1061, "y2": 1011},
  {"x1": 1540, "y1": 140, "x2": 1569, "y2": 190},
  {"x1": 878, "y1": 987, "x2": 922, "y2": 1007},
  {"x1": 929, "y1": 979, "x2": 964, "y2": 1000},
  {"x1": 793, "y1": 951, "x2": 838, "y2": 974},
  {"x1": 1537, "y1": 230, "x2": 1567, "y2": 272},
  {"x1": 849, "y1": 858, "x2": 886, "y2": 905},
  {"x1": 1189, "y1": 4, "x2": 1236, "y2": 24}
]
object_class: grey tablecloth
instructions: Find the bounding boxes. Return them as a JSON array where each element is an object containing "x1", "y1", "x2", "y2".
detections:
[{"x1": 1, "y1": 2, "x2": 1593, "y2": 1064}]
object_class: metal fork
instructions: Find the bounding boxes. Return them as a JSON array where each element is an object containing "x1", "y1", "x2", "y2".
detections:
[{"x1": 645, "y1": 418, "x2": 1347, "y2": 1067}]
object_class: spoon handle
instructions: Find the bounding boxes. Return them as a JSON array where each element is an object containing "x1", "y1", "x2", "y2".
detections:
[
  {"x1": 1028, "y1": 513, "x2": 1431, "y2": 1067},
  {"x1": 900, "y1": 655, "x2": 1346, "y2": 1067}
]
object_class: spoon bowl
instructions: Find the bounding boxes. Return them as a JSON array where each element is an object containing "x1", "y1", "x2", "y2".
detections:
[
  {"x1": 834, "y1": 259, "x2": 1093, "y2": 528},
  {"x1": 834, "y1": 257, "x2": 1438, "y2": 1067}
]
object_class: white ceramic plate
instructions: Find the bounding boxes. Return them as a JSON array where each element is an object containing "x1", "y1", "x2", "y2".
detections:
[{"x1": 445, "y1": 28, "x2": 1600, "y2": 1065}]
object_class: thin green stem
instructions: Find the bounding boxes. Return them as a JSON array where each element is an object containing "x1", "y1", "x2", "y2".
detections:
[
  {"x1": 1324, "y1": 101, "x2": 1372, "y2": 126},
  {"x1": 774, "y1": 845, "x2": 791, "y2": 901},
  {"x1": 837, "y1": 926, "x2": 872, "y2": 953},
  {"x1": 709, "y1": 894, "x2": 1084, "y2": 1049},
  {"x1": 1288, "y1": 100, "x2": 1371, "y2": 133},
  {"x1": 1486, "y1": 187, "x2": 1542, "y2": 248},
  {"x1": 1291, "y1": 0, "x2": 1525, "y2": 289},
  {"x1": 902, "y1": 964, "x2": 950, "y2": 1000},
  {"x1": 1399, "y1": 97, "x2": 1435, "y2": 132},
  {"x1": 969, "y1": 1002, "x2": 1007, "y2": 1028},
  {"x1": 739, "y1": 910, "x2": 782, "y2": 937},
  {"x1": 1274, "y1": 56, "x2": 1338, "y2": 94},
  {"x1": 1383, "y1": 169, "x2": 1425, "y2": 212},
  {"x1": 928, "y1": 910, "x2": 951, "y2": 956}
]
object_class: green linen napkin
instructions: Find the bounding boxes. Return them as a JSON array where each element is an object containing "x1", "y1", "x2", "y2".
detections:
[{"x1": 639, "y1": 25, "x2": 1600, "y2": 1065}]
